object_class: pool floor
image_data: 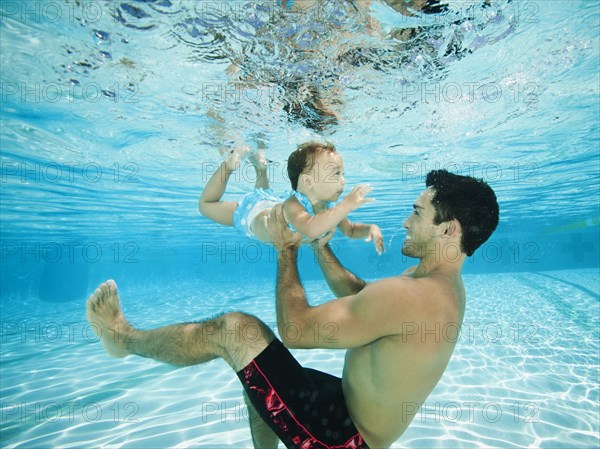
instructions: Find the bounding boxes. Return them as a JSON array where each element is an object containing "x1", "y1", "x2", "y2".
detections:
[{"x1": 1, "y1": 269, "x2": 598, "y2": 448}]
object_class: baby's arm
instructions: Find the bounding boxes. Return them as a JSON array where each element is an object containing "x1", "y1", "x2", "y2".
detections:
[
  {"x1": 338, "y1": 218, "x2": 385, "y2": 255},
  {"x1": 283, "y1": 185, "x2": 373, "y2": 240}
]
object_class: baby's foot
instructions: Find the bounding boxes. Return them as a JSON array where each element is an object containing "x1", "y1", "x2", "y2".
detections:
[
  {"x1": 225, "y1": 145, "x2": 251, "y2": 171},
  {"x1": 248, "y1": 148, "x2": 268, "y2": 171}
]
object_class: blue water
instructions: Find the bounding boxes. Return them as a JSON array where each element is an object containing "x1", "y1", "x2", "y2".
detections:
[{"x1": 1, "y1": 0, "x2": 599, "y2": 448}]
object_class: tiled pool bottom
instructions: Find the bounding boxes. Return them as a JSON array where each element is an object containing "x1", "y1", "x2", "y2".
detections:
[{"x1": 1, "y1": 269, "x2": 598, "y2": 448}]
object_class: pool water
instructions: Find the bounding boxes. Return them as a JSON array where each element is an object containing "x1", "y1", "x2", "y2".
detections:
[{"x1": 1, "y1": 0, "x2": 599, "y2": 447}]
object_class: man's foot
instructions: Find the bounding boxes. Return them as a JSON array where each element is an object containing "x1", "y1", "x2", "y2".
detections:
[
  {"x1": 86, "y1": 280, "x2": 133, "y2": 358},
  {"x1": 225, "y1": 145, "x2": 251, "y2": 171}
]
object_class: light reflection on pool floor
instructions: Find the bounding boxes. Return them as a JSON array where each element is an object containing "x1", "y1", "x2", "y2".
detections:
[{"x1": 1, "y1": 269, "x2": 598, "y2": 448}]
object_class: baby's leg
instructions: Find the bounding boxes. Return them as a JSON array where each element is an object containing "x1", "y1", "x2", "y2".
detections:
[
  {"x1": 249, "y1": 145, "x2": 270, "y2": 190},
  {"x1": 199, "y1": 148, "x2": 249, "y2": 226}
]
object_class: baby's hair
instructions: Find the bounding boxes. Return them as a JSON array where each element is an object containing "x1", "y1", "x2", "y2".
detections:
[{"x1": 287, "y1": 142, "x2": 337, "y2": 191}]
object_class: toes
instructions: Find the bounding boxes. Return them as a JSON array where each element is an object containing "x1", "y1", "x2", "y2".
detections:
[
  {"x1": 94, "y1": 285, "x2": 104, "y2": 301},
  {"x1": 99, "y1": 282, "x2": 111, "y2": 298},
  {"x1": 86, "y1": 297, "x2": 96, "y2": 313},
  {"x1": 107, "y1": 280, "x2": 118, "y2": 297},
  {"x1": 90, "y1": 280, "x2": 114, "y2": 308},
  {"x1": 87, "y1": 280, "x2": 120, "y2": 320}
]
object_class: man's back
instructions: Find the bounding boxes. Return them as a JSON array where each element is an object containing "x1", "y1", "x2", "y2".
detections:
[{"x1": 342, "y1": 270, "x2": 466, "y2": 447}]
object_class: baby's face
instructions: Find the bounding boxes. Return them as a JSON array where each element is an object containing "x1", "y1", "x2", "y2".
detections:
[{"x1": 310, "y1": 152, "x2": 346, "y2": 202}]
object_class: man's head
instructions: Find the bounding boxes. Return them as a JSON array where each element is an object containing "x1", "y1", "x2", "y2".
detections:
[
  {"x1": 287, "y1": 142, "x2": 346, "y2": 202},
  {"x1": 424, "y1": 169, "x2": 499, "y2": 256},
  {"x1": 402, "y1": 170, "x2": 499, "y2": 259}
]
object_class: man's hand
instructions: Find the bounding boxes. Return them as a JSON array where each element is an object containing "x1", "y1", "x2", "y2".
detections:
[
  {"x1": 311, "y1": 228, "x2": 335, "y2": 251},
  {"x1": 365, "y1": 224, "x2": 385, "y2": 256},
  {"x1": 267, "y1": 204, "x2": 302, "y2": 250},
  {"x1": 311, "y1": 229, "x2": 336, "y2": 265}
]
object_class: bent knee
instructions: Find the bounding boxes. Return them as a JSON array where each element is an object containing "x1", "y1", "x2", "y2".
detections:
[
  {"x1": 198, "y1": 201, "x2": 236, "y2": 226},
  {"x1": 217, "y1": 312, "x2": 275, "y2": 371},
  {"x1": 198, "y1": 196, "x2": 218, "y2": 216},
  {"x1": 198, "y1": 199, "x2": 209, "y2": 216},
  {"x1": 220, "y1": 312, "x2": 274, "y2": 343}
]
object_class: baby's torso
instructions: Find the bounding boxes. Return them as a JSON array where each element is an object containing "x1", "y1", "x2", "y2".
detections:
[
  {"x1": 247, "y1": 191, "x2": 334, "y2": 243},
  {"x1": 285, "y1": 191, "x2": 333, "y2": 238}
]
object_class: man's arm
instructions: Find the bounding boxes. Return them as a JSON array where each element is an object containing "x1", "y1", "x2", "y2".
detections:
[
  {"x1": 275, "y1": 245, "x2": 310, "y2": 342},
  {"x1": 312, "y1": 234, "x2": 366, "y2": 297},
  {"x1": 270, "y1": 204, "x2": 410, "y2": 350},
  {"x1": 276, "y1": 246, "x2": 416, "y2": 349}
]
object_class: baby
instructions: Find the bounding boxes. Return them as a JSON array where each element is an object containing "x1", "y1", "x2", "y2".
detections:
[{"x1": 199, "y1": 141, "x2": 384, "y2": 254}]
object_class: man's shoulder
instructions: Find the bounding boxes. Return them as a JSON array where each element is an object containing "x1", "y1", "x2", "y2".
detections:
[
  {"x1": 360, "y1": 275, "x2": 417, "y2": 301},
  {"x1": 361, "y1": 272, "x2": 451, "y2": 306}
]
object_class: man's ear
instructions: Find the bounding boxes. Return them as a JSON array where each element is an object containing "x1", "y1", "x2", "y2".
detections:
[{"x1": 442, "y1": 219, "x2": 461, "y2": 238}]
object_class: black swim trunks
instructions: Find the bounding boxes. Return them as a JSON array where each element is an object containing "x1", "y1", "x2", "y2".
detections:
[{"x1": 237, "y1": 339, "x2": 369, "y2": 449}]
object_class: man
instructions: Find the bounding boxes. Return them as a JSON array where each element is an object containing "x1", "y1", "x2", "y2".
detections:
[{"x1": 86, "y1": 169, "x2": 499, "y2": 448}]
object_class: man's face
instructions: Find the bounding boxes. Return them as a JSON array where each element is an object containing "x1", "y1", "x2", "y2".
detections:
[
  {"x1": 308, "y1": 152, "x2": 346, "y2": 202},
  {"x1": 401, "y1": 188, "x2": 440, "y2": 258}
]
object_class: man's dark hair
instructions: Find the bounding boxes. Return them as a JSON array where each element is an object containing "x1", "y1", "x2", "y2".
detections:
[
  {"x1": 426, "y1": 170, "x2": 499, "y2": 256},
  {"x1": 287, "y1": 142, "x2": 337, "y2": 191}
]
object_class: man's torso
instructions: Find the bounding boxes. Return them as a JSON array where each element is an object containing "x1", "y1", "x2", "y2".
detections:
[{"x1": 342, "y1": 270, "x2": 465, "y2": 447}]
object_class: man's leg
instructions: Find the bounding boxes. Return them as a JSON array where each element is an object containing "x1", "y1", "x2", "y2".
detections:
[
  {"x1": 85, "y1": 280, "x2": 280, "y2": 447},
  {"x1": 244, "y1": 390, "x2": 279, "y2": 449},
  {"x1": 86, "y1": 279, "x2": 274, "y2": 370}
]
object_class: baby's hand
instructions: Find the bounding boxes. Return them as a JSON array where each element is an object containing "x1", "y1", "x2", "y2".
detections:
[
  {"x1": 365, "y1": 224, "x2": 385, "y2": 256},
  {"x1": 343, "y1": 184, "x2": 375, "y2": 210}
]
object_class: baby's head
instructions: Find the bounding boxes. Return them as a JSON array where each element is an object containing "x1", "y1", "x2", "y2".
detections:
[
  {"x1": 287, "y1": 141, "x2": 346, "y2": 202},
  {"x1": 288, "y1": 142, "x2": 337, "y2": 190}
]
